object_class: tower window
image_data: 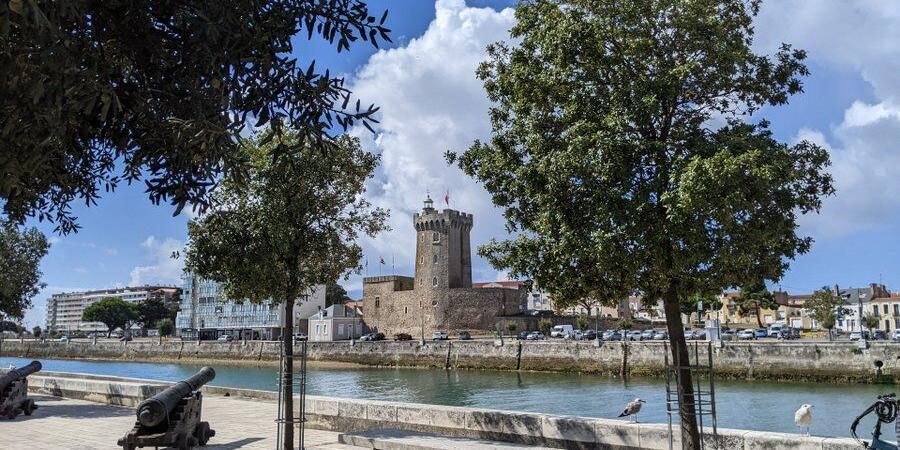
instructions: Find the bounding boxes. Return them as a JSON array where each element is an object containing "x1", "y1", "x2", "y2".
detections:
[
  {"x1": 432, "y1": 232, "x2": 440, "y2": 243},
  {"x1": 405, "y1": 306, "x2": 408, "y2": 314},
  {"x1": 433, "y1": 254, "x2": 438, "y2": 264},
  {"x1": 375, "y1": 296, "x2": 380, "y2": 308},
  {"x1": 432, "y1": 277, "x2": 438, "y2": 287}
]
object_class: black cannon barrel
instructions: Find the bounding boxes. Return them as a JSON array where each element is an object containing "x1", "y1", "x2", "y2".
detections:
[
  {"x1": 136, "y1": 367, "x2": 215, "y2": 427},
  {"x1": 0, "y1": 360, "x2": 41, "y2": 393}
]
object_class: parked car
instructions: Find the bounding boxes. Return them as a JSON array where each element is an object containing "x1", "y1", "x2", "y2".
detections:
[
  {"x1": 565, "y1": 330, "x2": 581, "y2": 340},
  {"x1": 892, "y1": 330, "x2": 900, "y2": 342},
  {"x1": 872, "y1": 330, "x2": 887, "y2": 341},
  {"x1": 694, "y1": 329, "x2": 707, "y2": 340},
  {"x1": 641, "y1": 329, "x2": 655, "y2": 340},
  {"x1": 57, "y1": 336, "x2": 69, "y2": 343},
  {"x1": 216, "y1": 334, "x2": 233, "y2": 342},
  {"x1": 581, "y1": 330, "x2": 598, "y2": 340},
  {"x1": 360, "y1": 332, "x2": 385, "y2": 341},
  {"x1": 768, "y1": 324, "x2": 786, "y2": 337},
  {"x1": 652, "y1": 330, "x2": 668, "y2": 340},
  {"x1": 755, "y1": 329, "x2": 768, "y2": 339},
  {"x1": 526, "y1": 331, "x2": 545, "y2": 340},
  {"x1": 737, "y1": 329, "x2": 756, "y2": 340},
  {"x1": 293, "y1": 332, "x2": 308, "y2": 342},
  {"x1": 394, "y1": 333, "x2": 412, "y2": 341},
  {"x1": 432, "y1": 331, "x2": 449, "y2": 341},
  {"x1": 517, "y1": 331, "x2": 531, "y2": 340},
  {"x1": 849, "y1": 331, "x2": 870, "y2": 341},
  {"x1": 684, "y1": 330, "x2": 697, "y2": 340},
  {"x1": 550, "y1": 325, "x2": 574, "y2": 338},
  {"x1": 457, "y1": 331, "x2": 472, "y2": 340},
  {"x1": 626, "y1": 330, "x2": 643, "y2": 341},
  {"x1": 777, "y1": 328, "x2": 800, "y2": 340}
]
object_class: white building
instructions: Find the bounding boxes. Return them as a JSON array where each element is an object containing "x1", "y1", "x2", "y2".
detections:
[
  {"x1": 835, "y1": 284, "x2": 890, "y2": 334},
  {"x1": 308, "y1": 304, "x2": 364, "y2": 341},
  {"x1": 45, "y1": 286, "x2": 180, "y2": 334},
  {"x1": 175, "y1": 272, "x2": 325, "y2": 340}
]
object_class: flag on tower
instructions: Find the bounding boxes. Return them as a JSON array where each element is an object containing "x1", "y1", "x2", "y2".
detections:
[
  {"x1": 444, "y1": 190, "x2": 450, "y2": 206},
  {"x1": 379, "y1": 257, "x2": 385, "y2": 265}
]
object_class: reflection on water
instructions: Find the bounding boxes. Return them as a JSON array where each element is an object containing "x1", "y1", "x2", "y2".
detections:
[{"x1": 2, "y1": 356, "x2": 891, "y2": 439}]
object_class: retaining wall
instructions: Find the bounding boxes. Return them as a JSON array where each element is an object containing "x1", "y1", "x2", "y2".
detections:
[
  {"x1": 2, "y1": 339, "x2": 898, "y2": 382},
  {"x1": 14, "y1": 370, "x2": 864, "y2": 450}
]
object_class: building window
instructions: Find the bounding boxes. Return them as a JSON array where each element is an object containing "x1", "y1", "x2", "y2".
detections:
[
  {"x1": 433, "y1": 254, "x2": 438, "y2": 264},
  {"x1": 404, "y1": 306, "x2": 408, "y2": 314},
  {"x1": 432, "y1": 232, "x2": 440, "y2": 243},
  {"x1": 338, "y1": 324, "x2": 345, "y2": 336},
  {"x1": 432, "y1": 277, "x2": 438, "y2": 287},
  {"x1": 375, "y1": 297, "x2": 380, "y2": 308},
  {"x1": 884, "y1": 304, "x2": 890, "y2": 314},
  {"x1": 894, "y1": 304, "x2": 899, "y2": 316}
]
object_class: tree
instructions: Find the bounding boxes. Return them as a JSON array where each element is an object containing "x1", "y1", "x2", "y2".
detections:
[
  {"x1": 0, "y1": 320, "x2": 20, "y2": 333},
  {"x1": 737, "y1": 281, "x2": 777, "y2": 328},
  {"x1": 576, "y1": 316, "x2": 590, "y2": 330},
  {"x1": 32, "y1": 326, "x2": 41, "y2": 339},
  {"x1": 2, "y1": 1, "x2": 391, "y2": 233},
  {"x1": 0, "y1": 222, "x2": 50, "y2": 319},
  {"x1": 325, "y1": 282, "x2": 352, "y2": 307},
  {"x1": 449, "y1": 1, "x2": 833, "y2": 447},
  {"x1": 506, "y1": 322, "x2": 517, "y2": 333},
  {"x1": 82, "y1": 297, "x2": 138, "y2": 338},
  {"x1": 805, "y1": 287, "x2": 847, "y2": 341},
  {"x1": 136, "y1": 297, "x2": 173, "y2": 333},
  {"x1": 538, "y1": 318, "x2": 553, "y2": 335},
  {"x1": 863, "y1": 314, "x2": 880, "y2": 334},
  {"x1": 157, "y1": 319, "x2": 175, "y2": 338},
  {"x1": 185, "y1": 132, "x2": 387, "y2": 450}
]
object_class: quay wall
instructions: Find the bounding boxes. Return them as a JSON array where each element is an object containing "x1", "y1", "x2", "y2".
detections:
[
  {"x1": 17, "y1": 370, "x2": 863, "y2": 450},
  {"x1": 2, "y1": 339, "x2": 898, "y2": 382}
]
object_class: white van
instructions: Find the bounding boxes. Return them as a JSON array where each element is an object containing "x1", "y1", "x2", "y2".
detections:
[
  {"x1": 767, "y1": 324, "x2": 785, "y2": 337},
  {"x1": 550, "y1": 325, "x2": 574, "y2": 338}
]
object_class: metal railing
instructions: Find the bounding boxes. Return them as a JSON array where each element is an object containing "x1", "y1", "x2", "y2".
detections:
[{"x1": 664, "y1": 341, "x2": 719, "y2": 450}]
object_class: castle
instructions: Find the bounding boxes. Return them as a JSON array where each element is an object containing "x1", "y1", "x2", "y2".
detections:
[{"x1": 362, "y1": 196, "x2": 526, "y2": 337}]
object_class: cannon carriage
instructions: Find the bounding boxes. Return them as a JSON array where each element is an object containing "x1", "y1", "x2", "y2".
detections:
[
  {"x1": 0, "y1": 360, "x2": 41, "y2": 419},
  {"x1": 118, "y1": 367, "x2": 216, "y2": 450}
]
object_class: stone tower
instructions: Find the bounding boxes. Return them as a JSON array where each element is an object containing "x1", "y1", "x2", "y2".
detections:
[{"x1": 413, "y1": 195, "x2": 473, "y2": 289}]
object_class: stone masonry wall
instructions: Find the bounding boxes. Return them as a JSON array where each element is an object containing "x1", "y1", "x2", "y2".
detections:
[{"x1": 5, "y1": 339, "x2": 900, "y2": 383}]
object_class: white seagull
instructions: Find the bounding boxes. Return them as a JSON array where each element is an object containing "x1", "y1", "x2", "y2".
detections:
[
  {"x1": 618, "y1": 398, "x2": 646, "y2": 423},
  {"x1": 794, "y1": 404, "x2": 813, "y2": 436}
]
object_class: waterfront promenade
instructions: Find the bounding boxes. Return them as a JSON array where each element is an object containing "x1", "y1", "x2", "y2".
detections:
[{"x1": 0, "y1": 394, "x2": 350, "y2": 450}]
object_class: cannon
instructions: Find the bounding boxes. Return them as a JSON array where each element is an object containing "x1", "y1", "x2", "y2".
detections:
[
  {"x1": 0, "y1": 360, "x2": 41, "y2": 419},
  {"x1": 118, "y1": 367, "x2": 216, "y2": 450}
]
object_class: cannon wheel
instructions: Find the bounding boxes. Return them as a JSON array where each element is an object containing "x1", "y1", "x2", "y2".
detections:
[
  {"x1": 23, "y1": 399, "x2": 36, "y2": 416},
  {"x1": 175, "y1": 432, "x2": 191, "y2": 450},
  {"x1": 194, "y1": 421, "x2": 212, "y2": 446}
]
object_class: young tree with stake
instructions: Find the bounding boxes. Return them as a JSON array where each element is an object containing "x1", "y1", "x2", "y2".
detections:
[
  {"x1": 185, "y1": 132, "x2": 387, "y2": 450},
  {"x1": 448, "y1": 1, "x2": 833, "y2": 447}
]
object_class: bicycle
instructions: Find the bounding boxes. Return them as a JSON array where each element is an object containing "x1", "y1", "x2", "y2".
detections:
[{"x1": 850, "y1": 393, "x2": 899, "y2": 450}]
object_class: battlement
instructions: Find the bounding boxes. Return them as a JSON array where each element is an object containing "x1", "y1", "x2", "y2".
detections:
[{"x1": 413, "y1": 208, "x2": 473, "y2": 231}]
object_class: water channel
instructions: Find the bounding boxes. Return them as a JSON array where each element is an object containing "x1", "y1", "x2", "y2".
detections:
[{"x1": 2, "y1": 356, "x2": 892, "y2": 440}]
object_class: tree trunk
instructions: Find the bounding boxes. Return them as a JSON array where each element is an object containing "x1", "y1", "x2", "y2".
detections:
[
  {"x1": 282, "y1": 300, "x2": 295, "y2": 450},
  {"x1": 662, "y1": 289, "x2": 701, "y2": 449},
  {"x1": 755, "y1": 304, "x2": 763, "y2": 328}
]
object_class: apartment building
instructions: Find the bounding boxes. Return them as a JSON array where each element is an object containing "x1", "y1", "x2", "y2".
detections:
[
  {"x1": 45, "y1": 285, "x2": 180, "y2": 334},
  {"x1": 175, "y1": 272, "x2": 325, "y2": 340}
]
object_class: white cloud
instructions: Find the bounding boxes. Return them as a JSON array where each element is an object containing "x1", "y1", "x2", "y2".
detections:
[
  {"x1": 752, "y1": 2, "x2": 900, "y2": 236},
  {"x1": 348, "y1": 0, "x2": 515, "y2": 282},
  {"x1": 129, "y1": 236, "x2": 184, "y2": 286},
  {"x1": 794, "y1": 101, "x2": 900, "y2": 236}
]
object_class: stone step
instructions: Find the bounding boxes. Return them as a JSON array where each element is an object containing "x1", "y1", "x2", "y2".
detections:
[
  {"x1": 338, "y1": 429, "x2": 557, "y2": 450},
  {"x1": 308, "y1": 444, "x2": 371, "y2": 450}
]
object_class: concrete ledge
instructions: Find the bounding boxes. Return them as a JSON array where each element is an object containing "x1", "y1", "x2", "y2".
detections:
[{"x1": 16, "y1": 370, "x2": 866, "y2": 450}]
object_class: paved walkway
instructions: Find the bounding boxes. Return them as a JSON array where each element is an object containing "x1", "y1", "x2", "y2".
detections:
[{"x1": 0, "y1": 394, "x2": 348, "y2": 449}]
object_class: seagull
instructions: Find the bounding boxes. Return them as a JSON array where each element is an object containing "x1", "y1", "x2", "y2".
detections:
[
  {"x1": 795, "y1": 404, "x2": 813, "y2": 436},
  {"x1": 618, "y1": 398, "x2": 646, "y2": 423}
]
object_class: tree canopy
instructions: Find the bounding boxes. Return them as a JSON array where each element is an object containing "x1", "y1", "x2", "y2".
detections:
[
  {"x1": 804, "y1": 287, "x2": 845, "y2": 338},
  {"x1": 0, "y1": 222, "x2": 50, "y2": 319},
  {"x1": 82, "y1": 297, "x2": 138, "y2": 337},
  {"x1": 135, "y1": 297, "x2": 175, "y2": 331},
  {"x1": 1, "y1": 0, "x2": 390, "y2": 233},
  {"x1": 736, "y1": 281, "x2": 777, "y2": 327},
  {"x1": 184, "y1": 131, "x2": 387, "y2": 449},
  {"x1": 449, "y1": 1, "x2": 833, "y2": 446},
  {"x1": 325, "y1": 282, "x2": 352, "y2": 307}
]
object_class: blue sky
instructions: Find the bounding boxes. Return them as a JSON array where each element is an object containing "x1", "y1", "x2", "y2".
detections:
[{"x1": 21, "y1": 0, "x2": 900, "y2": 328}]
